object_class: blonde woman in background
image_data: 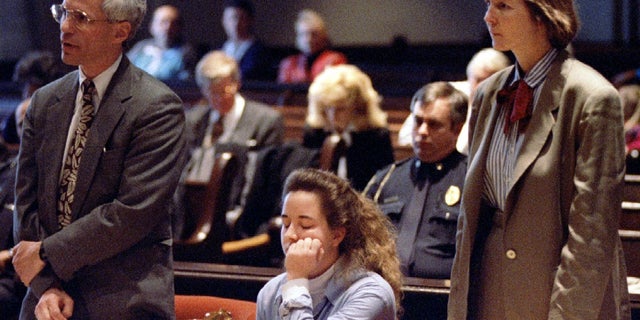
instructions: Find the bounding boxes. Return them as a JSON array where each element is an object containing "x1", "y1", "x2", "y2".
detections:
[{"x1": 302, "y1": 64, "x2": 394, "y2": 190}]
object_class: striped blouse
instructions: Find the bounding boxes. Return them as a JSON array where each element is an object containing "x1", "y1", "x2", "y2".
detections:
[{"x1": 483, "y1": 49, "x2": 559, "y2": 211}]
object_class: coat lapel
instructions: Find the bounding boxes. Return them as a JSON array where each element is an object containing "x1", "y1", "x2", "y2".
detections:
[
  {"x1": 41, "y1": 74, "x2": 79, "y2": 231},
  {"x1": 465, "y1": 68, "x2": 511, "y2": 217},
  {"x1": 509, "y1": 53, "x2": 566, "y2": 196},
  {"x1": 71, "y1": 59, "x2": 130, "y2": 218}
]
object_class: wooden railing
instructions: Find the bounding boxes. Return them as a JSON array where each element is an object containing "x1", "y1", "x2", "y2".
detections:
[{"x1": 173, "y1": 261, "x2": 640, "y2": 319}]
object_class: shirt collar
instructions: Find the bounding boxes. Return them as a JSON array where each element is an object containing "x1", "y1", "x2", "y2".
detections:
[
  {"x1": 413, "y1": 151, "x2": 464, "y2": 183},
  {"x1": 78, "y1": 54, "x2": 122, "y2": 106},
  {"x1": 513, "y1": 48, "x2": 558, "y2": 89},
  {"x1": 209, "y1": 94, "x2": 245, "y2": 124}
]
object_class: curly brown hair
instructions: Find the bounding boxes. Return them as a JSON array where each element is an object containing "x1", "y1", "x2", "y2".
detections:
[{"x1": 283, "y1": 168, "x2": 403, "y2": 318}]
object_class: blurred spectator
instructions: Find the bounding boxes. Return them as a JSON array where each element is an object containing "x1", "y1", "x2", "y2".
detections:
[
  {"x1": 620, "y1": 84, "x2": 640, "y2": 132},
  {"x1": 0, "y1": 140, "x2": 26, "y2": 319},
  {"x1": 397, "y1": 48, "x2": 511, "y2": 154},
  {"x1": 302, "y1": 64, "x2": 393, "y2": 190},
  {"x1": 127, "y1": 5, "x2": 196, "y2": 82},
  {"x1": 220, "y1": 0, "x2": 274, "y2": 81},
  {"x1": 2, "y1": 51, "x2": 65, "y2": 150},
  {"x1": 621, "y1": 85, "x2": 640, "y2": 152},
  {"x1": 612, "y1": 67, "x2": 640, "y2": 88},
  {"x1": 278, "y1": 9, "x2": 347, "y2": 84},
  {"x1": 187, "y1": 51, "x2": 283, "y2": 155},
  {"x1": 176, "y1": 51, "x2": 285, "y2": 240},
  {"x1": 0, "y1": 51, "x2": 57, "y2": 319}
]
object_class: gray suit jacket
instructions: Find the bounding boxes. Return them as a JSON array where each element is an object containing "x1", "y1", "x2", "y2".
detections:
[
  {"x1": 184, "y1": 99, "x2": 284, "y2": 151},
  {"x1": 448, "y1": 50, "x2": 631, "y2": 319},
  {"x1": 14, "y1": 57, "x2": 186, "y2": 319}
]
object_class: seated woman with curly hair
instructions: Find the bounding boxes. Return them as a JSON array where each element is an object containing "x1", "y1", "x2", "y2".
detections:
[{"x1": 257, "y1": 168, "x2": 402, "y2": 320}]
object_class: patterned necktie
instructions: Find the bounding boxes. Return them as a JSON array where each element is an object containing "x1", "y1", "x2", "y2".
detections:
[
  {"x1": 202, "y1": 114, "x2": 225, "y2": 148},
  {"x1": 497, "y1": 80, "x2": 534, "y2": 134},
  {"x1": 57, "y1": 80, "x2": 96, "y2": 228}
]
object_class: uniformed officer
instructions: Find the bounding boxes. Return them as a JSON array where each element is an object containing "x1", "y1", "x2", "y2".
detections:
[{"x1": 364, "y1": 81, "x2": 468, "y2": 278}]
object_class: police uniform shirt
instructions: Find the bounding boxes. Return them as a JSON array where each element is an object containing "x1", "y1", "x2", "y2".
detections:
[{"x1": 365, "y1": 151, "x2": 467, "y2": 278}]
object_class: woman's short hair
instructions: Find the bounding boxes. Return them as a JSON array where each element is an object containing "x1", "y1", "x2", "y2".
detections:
[
  {"x1": 306, "y1": 64, "x2": 387, "y2": 130},
  {"x1": 102, "y1": 0, "x2": 147, "y2": 41},
  {"x1": 195, "y1": 51, "x2": 241, "y2": 88},
  {"x1": 525, "y1": 0, "x2": 579, "y2": 49}
]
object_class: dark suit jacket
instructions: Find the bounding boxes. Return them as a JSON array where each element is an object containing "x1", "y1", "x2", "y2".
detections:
[
  {"x1": 15, "y1": 57, "x2": 186, "y2": 319},
  {"x1": 303, "y1": 127, "x2": 395, "y2": 191},
  {"x1": 236, "y1": 142, "x2": 320, "y2": 239},
  {"x1": 238, "y1": 40, "x2": 275, "y2": 81}
]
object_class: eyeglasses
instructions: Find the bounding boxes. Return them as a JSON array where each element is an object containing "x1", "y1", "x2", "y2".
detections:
[
  {"x1": 202, "y1": 81, "x2": 238, "y2": 98},
  {"x1": 50, "y1": 4, "x2": 113, "y2": 27}
]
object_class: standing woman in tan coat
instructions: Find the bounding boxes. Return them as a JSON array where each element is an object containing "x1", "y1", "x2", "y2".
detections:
[{"x1": 448, "y1": 0, "x2": 631, "y2": 319}]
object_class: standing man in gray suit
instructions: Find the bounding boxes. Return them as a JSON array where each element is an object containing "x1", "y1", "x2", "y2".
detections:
[{"x1": 11, "y1": 0, "x2": 186, "y2": 319}]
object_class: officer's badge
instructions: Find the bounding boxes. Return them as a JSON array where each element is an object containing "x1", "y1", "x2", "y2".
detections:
[{"x1": 445, "y1": 185, "x2": 461, "y2": 206}]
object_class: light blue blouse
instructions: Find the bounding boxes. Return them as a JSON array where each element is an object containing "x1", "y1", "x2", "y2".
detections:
[{"x1": 256, "y1": 266, "x2": 396, "y2": 320}]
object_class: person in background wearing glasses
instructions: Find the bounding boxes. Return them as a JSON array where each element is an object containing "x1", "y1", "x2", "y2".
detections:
[
  {"x1": 127, "y1": 4, "x2": 197, "y2": 83},
  {"x1": 187, "y1": 50, "x2": 284, "y2": 153},
  {"x1": 174, "y1": 51, "x2": 284, "y2": 239},
  {"x1": 11, "y1": 0, "x2": 186, "y2": 319}
]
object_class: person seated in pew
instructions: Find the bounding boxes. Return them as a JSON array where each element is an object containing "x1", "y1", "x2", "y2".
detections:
[
  {"x1": 301, "y1": 64, "x2": 394, "y2": 191},
  {"x1": 185, "y1": 50, "x2": 284, "y2": 171},
  {"x1": 278, "y1": 9, "x2": 347, "y2": 84},
  {"x1": 364, "y1": 81, "x2": 468, "y2": 279},
  {"x1": 2, "y1": 50, "x2": 66, "y2": 151},
  {"x1": 257, "y1": 168, "x2": 402, "y2": 319},
  {"x1": 220, "y1": 0, "x2": 274, "y2": 81},
  {"x1": 397, "y1": 47, "x2": 511, "y2": 155},
  {"x1": 0, "y1": 142, "x2": 26, "y2": 319},
  {"x1": 176, "y1": 51, "x2": 284, "y2": 238},
  {"x1": 127, "y1": 5, "x2": 197, "y2": 82}
]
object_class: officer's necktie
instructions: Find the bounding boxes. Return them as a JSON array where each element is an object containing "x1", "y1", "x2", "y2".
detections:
[
  {"x1": 396, "y1": 165, "x2": 429, "y2": 274},
  {"x1": 57, "y1": 79, "x2": 96, "y2": 228}
]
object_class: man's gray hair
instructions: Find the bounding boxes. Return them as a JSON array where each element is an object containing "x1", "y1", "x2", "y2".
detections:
[{"x1": 102, "y1": 0, "x2": 147, "y2": 41}]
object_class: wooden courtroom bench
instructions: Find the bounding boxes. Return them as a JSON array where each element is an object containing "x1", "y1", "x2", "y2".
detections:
[
  {"x1": 173, "y1": 261, "x2": 640, "y2": 320},
  {"x1": 622, "y1": 174, "x2": 640, "y2": 278},
  {"x1": 173, "y1": 261, "x2": 448, "y2": 319}
]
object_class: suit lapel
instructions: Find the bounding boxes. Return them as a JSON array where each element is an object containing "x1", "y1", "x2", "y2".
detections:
[
  {"x1": 232, "y1": 103, "x2": 253, "y2": 143},
  {"x1": 466, "y1": 68, "x2": 511, "y2": 208},
  {"x1": 41, "y1": 74, "x2": 79, "y2": 231},
  {"x1": 71, "y1": 59, "x2": 130, "y2": 218},
  {"x1": 509, "y1": 53, "x2": 565, "y2": 194}
]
